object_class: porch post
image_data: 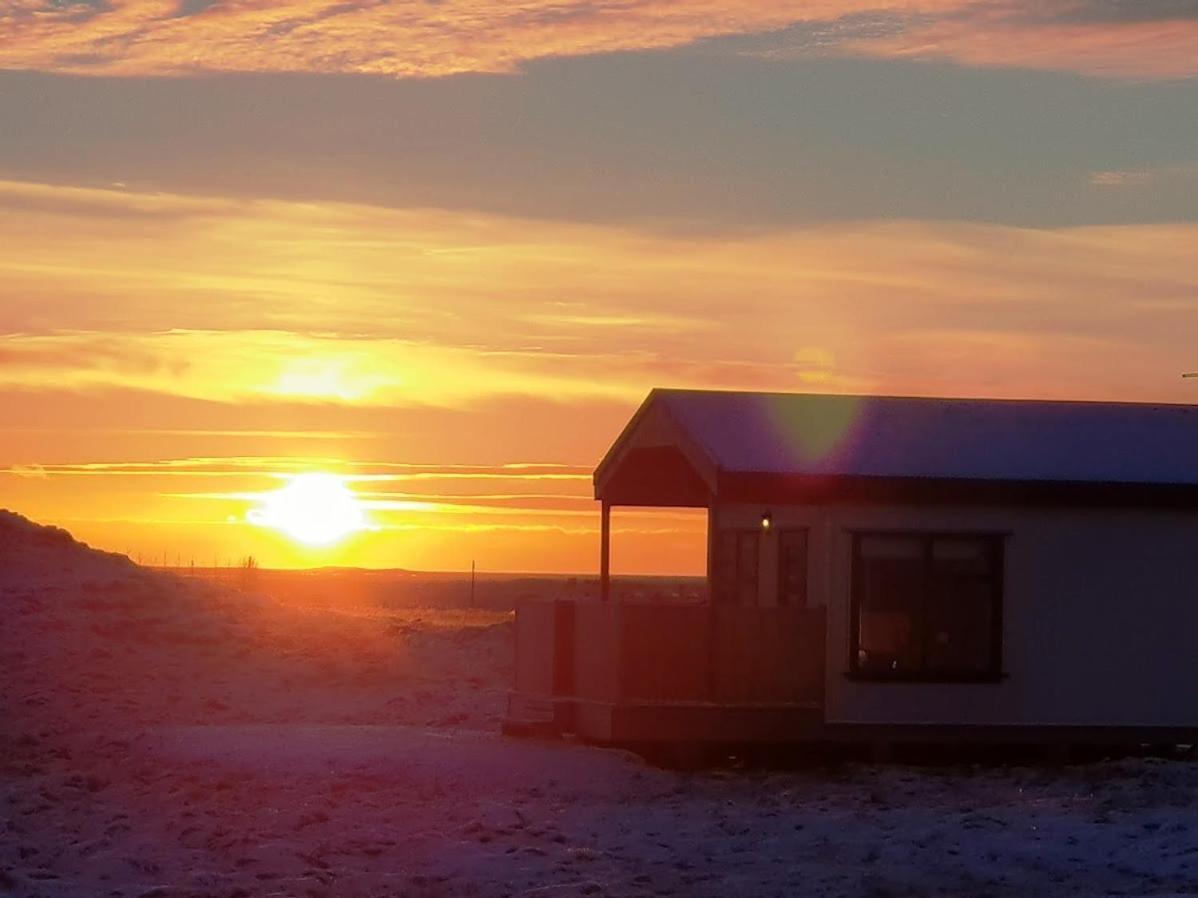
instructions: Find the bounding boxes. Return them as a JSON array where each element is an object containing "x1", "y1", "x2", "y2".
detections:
[
  {"x1": 705, "y1": 501, "x2": 718, "y2": 698},
  {"x1": 705, "y1": 502, "x2": 717, "y2": 604},
  {"x1": 600, "y1": 500, "x2": 611, "y2": 602}
]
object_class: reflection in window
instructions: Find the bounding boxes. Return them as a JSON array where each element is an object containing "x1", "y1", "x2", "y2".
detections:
[{"x1": 852, "y1": 533, "x2": 1003, "y2": 680}]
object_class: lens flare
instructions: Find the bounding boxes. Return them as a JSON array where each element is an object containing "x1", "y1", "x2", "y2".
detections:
[
  {"x1": 247, "y1": 473, "x2": 368, "y2": 546},
  {"x1": 764, "y1": 393, "x2": 863, "y2": 467}
]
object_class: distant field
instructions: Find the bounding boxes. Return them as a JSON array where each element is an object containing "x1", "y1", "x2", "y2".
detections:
[{"x1": 171, "y1": 566, "x2": 707, "y2": 611}]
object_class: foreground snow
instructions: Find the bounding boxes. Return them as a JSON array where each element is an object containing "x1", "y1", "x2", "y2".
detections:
[{"x1": 2, "y1": 509, "x2": 1197, "y2": 896}]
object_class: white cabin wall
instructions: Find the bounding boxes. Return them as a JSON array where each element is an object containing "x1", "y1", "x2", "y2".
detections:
[
  {"x1": 714, "y1": 503, "x2": 832, "y2": 609},
  {"x1": 714, "y1": 502, "x2": 1198, "y2": 728}
]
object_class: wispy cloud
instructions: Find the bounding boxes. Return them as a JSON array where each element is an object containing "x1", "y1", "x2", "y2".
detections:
[
  {"x1": 0, "y1": 0, "x2": 824, "y2": 77},
  {"x1": 2, "y1": 1, "x2": 1195, "y2": 80},
  {"x1": 841, "y1": 1, "x2": 1198, "y2": 79},
  {"x1": 1090, "y1": 169, "x2": 1157, "y2": 187},
  {"x1": 3, "y1": 179, "x2": 1197, "y2": 413},
  {"x1": 1089, "y1": 162, "x2": 1198, "y2": 188},
  {"x1": 1, "y1": 458, "x2": 593, "y2": 481},
  {"x1": 0, "y1": 328, "x2": 658, "y2": 405},
  {"x1": 9, "y1": 463, "x2": 48, "y2": 479}
]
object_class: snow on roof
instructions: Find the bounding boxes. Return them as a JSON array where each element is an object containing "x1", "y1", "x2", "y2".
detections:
[{"x1": 652, "y1": 389, "x2": 1198, "y2": 485}]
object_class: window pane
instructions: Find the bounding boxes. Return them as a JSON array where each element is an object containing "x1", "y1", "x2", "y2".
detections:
[
  {"x1": 927, "y1": 538, "x2": 995, "y2": 673},
  {"x1": 861, "y1": 535, "x2": 923, "y2": 560},
  {"x1": 925, "y1": 575, "x2": 993, "y2": 673},
  {"x1": 857, "y1": 537, "x2": 923, "y2": 674},
  {"x1": 933, "y1": 537, "x2": 991, "y2": 572}
]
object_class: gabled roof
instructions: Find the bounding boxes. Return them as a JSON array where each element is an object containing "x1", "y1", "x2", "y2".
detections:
[{"x1": 599, "y1": 389, "x2": 1198, "y2": 492}]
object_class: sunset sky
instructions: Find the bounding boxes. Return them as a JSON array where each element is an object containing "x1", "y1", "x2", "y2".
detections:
[{"x1": 2, "y1": 0, "x2": 1196, "y2": 573}]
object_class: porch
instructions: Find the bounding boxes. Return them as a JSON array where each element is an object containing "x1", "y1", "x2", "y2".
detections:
[
  {"x1": 501, "y1": 400, "x2": 831, "y2": 746},
  {"x1": 505, "y1": 599, "x2": 826, "y2": 745}
]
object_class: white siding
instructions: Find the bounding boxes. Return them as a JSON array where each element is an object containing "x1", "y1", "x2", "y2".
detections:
[{"x1": 715, "y1": 502, "x2": 1198, "y2": 728}]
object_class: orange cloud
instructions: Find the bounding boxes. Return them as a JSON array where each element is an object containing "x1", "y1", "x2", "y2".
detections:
[
  {"x1": 848, "y1": 9, "x2": 1198, "y2": 80},
  {"x1": 3, "y1": 179, "x2": 1197, "y2": 410},
  {"x1": 5, "y1": 0, "x2": 1193, "y2": 80},
  {"x1": 0, "y1": 0, "x2": 858, "y2": 77},
  {"x1": 1089, "y1": 163, "x2": 1198, "y2": 188}
]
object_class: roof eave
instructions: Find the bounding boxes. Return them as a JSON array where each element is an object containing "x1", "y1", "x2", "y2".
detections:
[
  {"x1": 715, "y1": 471, "x2": 1198, "y2": 509},
  {"x1": 594, "y1": 389, "x2": 721, "y2": 500}
]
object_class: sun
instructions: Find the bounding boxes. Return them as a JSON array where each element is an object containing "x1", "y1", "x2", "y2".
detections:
[{"x1": 247, "y1": 473, "x2": 368, "y2": 546}]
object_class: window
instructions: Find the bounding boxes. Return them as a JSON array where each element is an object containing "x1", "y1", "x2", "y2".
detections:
[
  {"x1": 850, "y1": 532, "x2": 1004, "y2": 681},
  {"x1": 777, "y1": 529, "x2": 809, "y2": 606},
  {"x1": 714, "y1": 530, "x2": 760, "y2": 604}
]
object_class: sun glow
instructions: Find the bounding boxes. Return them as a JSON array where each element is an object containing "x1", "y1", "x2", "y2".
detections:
[{"x1": 247, "y1": 473, "x2": 369, "y2": 546}]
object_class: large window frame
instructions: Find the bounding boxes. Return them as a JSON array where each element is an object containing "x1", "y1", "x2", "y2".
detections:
[{"x1": 848, "y1": 531, "x2": 1006, "y2": 683}]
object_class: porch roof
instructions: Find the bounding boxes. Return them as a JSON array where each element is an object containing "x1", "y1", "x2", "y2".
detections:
[{"x1": 594, "y1": 389, "x2": 1198, "y2": 505}]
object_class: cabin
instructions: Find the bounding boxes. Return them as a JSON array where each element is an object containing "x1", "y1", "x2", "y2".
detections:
[{"x1": 504, "y1": 389, "x2": 1198, "y2": 750}]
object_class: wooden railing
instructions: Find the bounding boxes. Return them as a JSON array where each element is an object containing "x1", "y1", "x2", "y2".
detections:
[{"x1": 514, "y1": 599, "x2": 825, "y2": 707}]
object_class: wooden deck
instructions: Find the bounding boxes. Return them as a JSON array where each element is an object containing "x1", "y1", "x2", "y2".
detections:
[
  {"x1": 504, "y1": 599, "x2": 1198, "y2": 752},
  {"x1": 506, "y1": 600, "x2": 827, "y2": 745}
]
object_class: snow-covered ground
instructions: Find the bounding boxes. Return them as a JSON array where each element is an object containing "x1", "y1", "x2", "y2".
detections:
[{"x1": 3, "y1": 509, "x2": 1197, "y2": 897}]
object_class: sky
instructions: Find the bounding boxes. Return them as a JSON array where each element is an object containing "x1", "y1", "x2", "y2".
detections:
[{"x1": 1, "y1": 0, "x2": 1196, "y2": 573}]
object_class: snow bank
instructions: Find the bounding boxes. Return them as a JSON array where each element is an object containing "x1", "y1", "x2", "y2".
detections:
[{"x1": 3, "y1": 510, "x2": 1196, "y2": 897}]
